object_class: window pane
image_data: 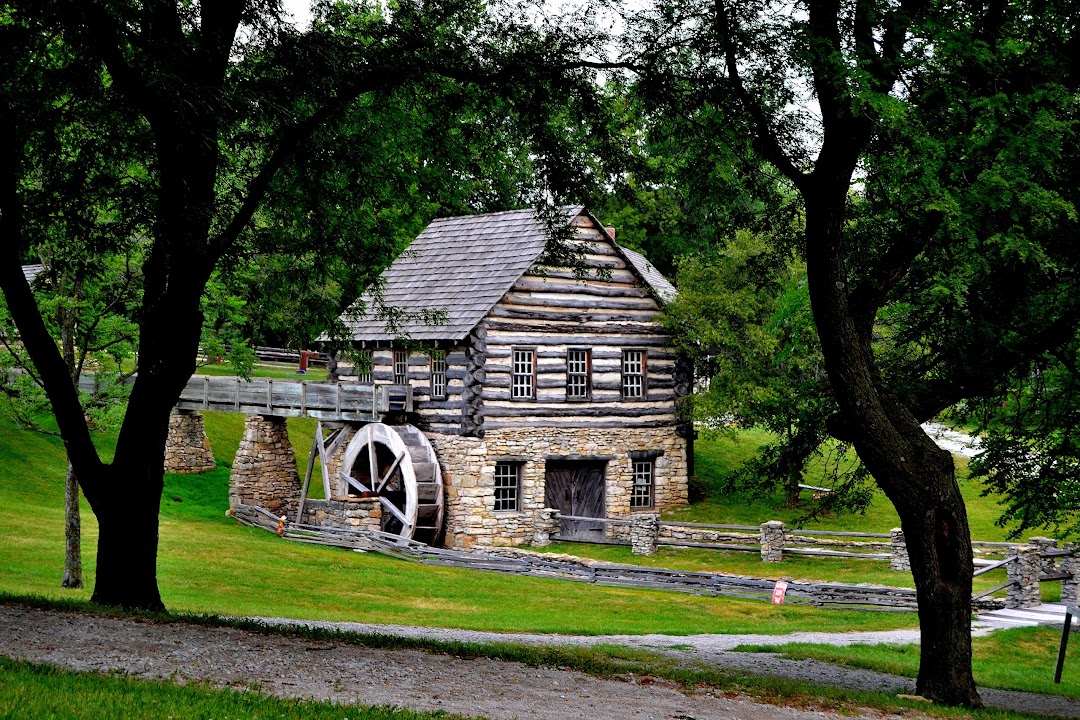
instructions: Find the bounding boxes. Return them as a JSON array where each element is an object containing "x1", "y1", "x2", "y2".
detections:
[
  {"x1": 494, "y1": 462, "x2": 520, "y2": 511},
  {"x1": 567, "y1": 348, "x2": 590, "y2": 399},
  {"x1": 430, "y1": 351, "x2": 446, "y2": 398},
  {"x1": 356, "y1": 350, "x2": 372, "y2": 383},
  {"x1": 512, "y1": 349, "x2": 534, "y2": 399},
  {"x1": 622, "y1": 350, "x2": 644, "y2": 399},
  {"x1": 394, "y1": 350, "x2": 408, "y2": 385},
  {"x1": 630, "y1": 459, "x2": 654, "y2": 508}
]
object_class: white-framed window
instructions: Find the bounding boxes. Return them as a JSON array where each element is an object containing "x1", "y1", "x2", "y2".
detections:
[
  {"x1": 622, "y1": 349, "x2": 646, "y2": 399},
  {"x1": 356, "y1": 349, "x2": 372, "y2": 384},
  {"x1": 511, "y1": 348, "x2": 535, "y2": 399},
  {"x1": 430, "y1": 350, "x2": 447, "y2": 399},
  {"x1": 494, "y1": 462, "x2": 521, "y2": 511},
  {"x1": 393, "y1": 349, "x2": 408, "y2": 385},
  {"x1": 566, "y1": 348, "x2": 591, "y2": 400},
  {"x1": 630, "y1": 459, "x2": 654, "y2": 508}
]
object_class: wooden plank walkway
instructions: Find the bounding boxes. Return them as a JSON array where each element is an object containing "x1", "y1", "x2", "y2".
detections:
[
  {"x1": 174, "y1": 375, "x2": 412, "y2": 421},
  {"x1": 976, "y1": 604, "x2": 1080, "y2": 629}
]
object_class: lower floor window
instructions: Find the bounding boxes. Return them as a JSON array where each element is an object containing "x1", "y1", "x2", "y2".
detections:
[
  {"x1": 630, "y1": 460, "x2": 654, "y2": 508},
  {"x1": 494, "y1": 462, "x2": 521, "y2": 511}
]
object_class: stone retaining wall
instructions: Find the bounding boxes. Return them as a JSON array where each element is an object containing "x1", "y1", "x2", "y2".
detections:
[
  {"x1": 429, "y1": 426, "x2": 688, "y2": 549},
  {"x1": 300, "y1": 497, "x2": 382, "y2": 532},
  {"x1": 164, "y1": 410, "x2": 216, "y2": 474},
  {"x1": 229, "y1": 415, "x2": 300, "y2": 517}
]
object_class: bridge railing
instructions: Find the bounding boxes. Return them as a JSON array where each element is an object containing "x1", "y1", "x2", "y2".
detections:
[{"x1": 175, "y1": 375, "x2": 412, "y2": 420}]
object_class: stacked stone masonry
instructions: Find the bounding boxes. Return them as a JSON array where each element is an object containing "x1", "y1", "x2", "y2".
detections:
[
  {"x1": 889, "y1": 528, "x2": 910, "y2": 571},
  {"x1": 229, "y1": 415, "x2": 301, "y2": 518},
  {"x1": 301, "y1": 498, "x2": 382, "y2": 532},
  {"x1": 760, "y1": 521, "x2": 786, "y2": 562},
  {"x1": 630, "y1": 514, "x2": 660, "y2": 556},
  {"x1": 1006, "y1": 545, "x2": 1043, "y2": 609},
  {"x1": 164, "y1": 410, "x2": 216, "y2": 474},
  {"x1": 429, "y1": 427, "x2": 688, "y2": 548}
]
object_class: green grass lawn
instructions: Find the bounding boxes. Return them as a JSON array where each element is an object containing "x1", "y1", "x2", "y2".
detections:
[
  {"x1": 734, "y1": 624, "x2": 1080, "y2": 698},
  {"x1": 0, "y1": 412, "x2": 919, "y2": 636},
  {"x1": 196, "y1": 360, "x2": 329, "y2": 381},
  {"x1": 670, "y1": 430, "x2": 1017, "y2": 542},
  {"x1": 0, "y1": 657, "x2": 448, "y2": 720}
]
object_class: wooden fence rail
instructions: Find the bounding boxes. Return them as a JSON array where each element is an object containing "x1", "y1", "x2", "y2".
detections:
[{"x1": 231, "y1": 503, "x2": 1009, "y2": 612}]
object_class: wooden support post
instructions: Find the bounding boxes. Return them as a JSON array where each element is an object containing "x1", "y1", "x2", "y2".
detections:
[
  {"x1": 1056, "y1": 605, "x2": 1078, "y2": 683},
  {"x1": 316, "y1": 423, "x2": 333, "y2": 499},
  {"x1": 295, "y1": 422, "x2": 320, "y2": 524}
]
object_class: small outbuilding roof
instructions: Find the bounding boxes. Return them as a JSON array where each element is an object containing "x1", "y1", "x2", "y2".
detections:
[{"x1": 341, "y1": 206, "x2": 676, "y2": 342}]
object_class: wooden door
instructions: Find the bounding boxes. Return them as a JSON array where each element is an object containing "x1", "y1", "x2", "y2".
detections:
[{"x1": 544, "y1": 461, "x2": 606, "y2": 540}]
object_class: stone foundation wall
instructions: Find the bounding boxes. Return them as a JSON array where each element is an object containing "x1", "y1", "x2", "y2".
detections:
[
  {"x1": 429, "y1": 426, "x2": 688, "y2": 548},
  {"x1": 229, "y1": 415, "x2": 301, "y2": 517},
  {"x1": 164, "y1": 410, "x2": 216, "y2": 474},
  {"x1": 301, "y1": 497, "x2": 382, "y2": 532}
]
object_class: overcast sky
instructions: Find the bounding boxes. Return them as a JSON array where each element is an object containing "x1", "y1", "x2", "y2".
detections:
[{"x1": 281, "y1": 0, "x2": 312, "y2": 28}]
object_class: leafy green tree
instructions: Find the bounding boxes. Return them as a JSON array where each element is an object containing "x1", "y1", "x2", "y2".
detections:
[
  {"x1": 628, "y1": 0, "x2": 1079, "y2": 705},
  {"x1": 0, "y1": 0, "x2": 625, "y2": 610},
  {"x1": 665, "y1": 232, "x2": 849, "y2": 509}
]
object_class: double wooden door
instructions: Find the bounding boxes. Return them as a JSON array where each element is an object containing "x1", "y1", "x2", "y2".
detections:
[{"x1": 544, "y1": 461, "x2": 606, "y2": 541}]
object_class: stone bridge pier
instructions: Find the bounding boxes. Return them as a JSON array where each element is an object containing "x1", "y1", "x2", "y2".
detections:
[
  {"x1": 228, "y1": 415, "x2": 301, "y2": 517},
  {"x1": 164, "y1": 410, "x2": 216, "y2": 474}
]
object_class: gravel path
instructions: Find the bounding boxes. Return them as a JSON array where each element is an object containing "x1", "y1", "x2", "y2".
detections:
[{"x1": 4, "y1": 602, "x2": 1080, "y2": 718}]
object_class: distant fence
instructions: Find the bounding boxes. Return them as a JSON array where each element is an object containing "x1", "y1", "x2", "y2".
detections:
[
  {"x1": 232, "y1": 504, "x2": 931, "y2": 611},
  {"x1": 555, "y1": 513, "x2": 1079, "y2": 609}
]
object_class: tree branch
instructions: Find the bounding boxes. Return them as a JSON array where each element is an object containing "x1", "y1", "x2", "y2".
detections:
[{"x1": 0, "y1": 107, "x2": 103, "y2": 481}]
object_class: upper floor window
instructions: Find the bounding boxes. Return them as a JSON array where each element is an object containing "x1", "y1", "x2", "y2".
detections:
[
  {"x1": 511, "y1": 348, "x2": 535, "y2": 399},
  {"x1": 622, "y1": 349, "x2": 646, "y2": 399},
  {"x1": 430, "y1": 350, "x2": 447, "y2": 399},
  {"x1": 356, "y1": 349, "x2": 373, "y2": 384},
  {"x1": 566, "y1": 348, "x2": 591, "y2": 400},
  {"x1": 493, "y1": 462, "x2": 522, "y2": 512},
  {"x1": 393, "y1": 349, "x2": 409, "y2": 385}
]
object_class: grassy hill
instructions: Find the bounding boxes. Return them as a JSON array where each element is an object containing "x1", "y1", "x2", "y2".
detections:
[{"x1": 0, "y1": 411, "x2": 919, "y2": 635}]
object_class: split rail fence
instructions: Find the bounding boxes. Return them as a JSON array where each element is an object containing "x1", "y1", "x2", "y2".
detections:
[{"x1": 234, "y1": 503, "x2": 1010, "y2": 612}]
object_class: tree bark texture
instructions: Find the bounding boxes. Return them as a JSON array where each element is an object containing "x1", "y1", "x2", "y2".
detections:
[
  {"x1": 803, "y1": 192, "x2": 981, "y2": 707},
  {"x1": 61, "y1": 462, "x2": 83, "y2": 589}
]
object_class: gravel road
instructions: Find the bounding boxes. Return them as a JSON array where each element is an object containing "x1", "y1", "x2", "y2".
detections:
[{"x1": 4, "y1": 602, "x2": 1079, "y2": 719}]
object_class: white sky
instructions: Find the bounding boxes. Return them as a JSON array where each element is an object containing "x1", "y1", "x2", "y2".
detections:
[{"x1": 281, "y1": 0, "x2": 312, "y2": 28}]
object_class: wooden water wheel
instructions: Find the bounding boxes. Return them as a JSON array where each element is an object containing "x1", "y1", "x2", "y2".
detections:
[{"x1": 338, "y1": 423, "x2": 445, "y2": 543}]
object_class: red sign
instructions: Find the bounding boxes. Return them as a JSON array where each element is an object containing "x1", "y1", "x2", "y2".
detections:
[{"x1": 771, "y1": 580, "x2": 789, "y2": 605}]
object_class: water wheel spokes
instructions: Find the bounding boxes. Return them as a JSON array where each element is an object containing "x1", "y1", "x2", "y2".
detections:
[{"x1": 341, "y1": 423, "x2": 417, "y2": 539}]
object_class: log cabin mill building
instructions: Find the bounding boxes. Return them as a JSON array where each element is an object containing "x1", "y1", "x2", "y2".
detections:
[{"x1": 332, "y1": 206, "x2": 692, "y2": 548}]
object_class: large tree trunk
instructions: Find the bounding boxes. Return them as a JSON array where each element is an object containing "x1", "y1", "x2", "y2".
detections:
[
  {"x1": 804, "y1": 189, "x2": 982, "y2": 707},
  {"x1": 60, "y1": 461, "x2": 82, "y2": 589},
  {"x1": 85, "y1": 460, "x2": 166, "y2": 611}
]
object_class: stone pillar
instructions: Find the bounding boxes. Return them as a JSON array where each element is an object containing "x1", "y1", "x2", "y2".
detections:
[
  {"x1": 760, "y1": 521, "x2": 786, "y2": 563},
  {"x1": 1062, "y1": 545, "x2": 1079, "y2": 607},
  {"x1": 1029, "y1": 536, "x2": 1058, "y2": 575},
  {"x1": 630, "y1": 514, "x2": 660, "y2": 556},
  {"x1": 164, "y1": 410, "x2": 216, "y2": 474},
  {"x1": 1005, "y1": 545, "x2": 1042, "y2": 609},
  {"x1": 531, "y1": 508, "x2": 560, "y2": 547},
  {"x1": 889, "y1": 528, "x2": 910, "y2": 571},
  {"x1": 229, "y1": 415, "x2": 301, "y2": 517}
]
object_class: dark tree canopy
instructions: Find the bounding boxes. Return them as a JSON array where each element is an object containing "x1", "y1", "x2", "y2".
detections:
[
  {"x1": 0, "y1": 0, "x2": 626, "y2": 610},
  {"x1": 624, "y1": 0, "x2": 1079, "y2": 705}
]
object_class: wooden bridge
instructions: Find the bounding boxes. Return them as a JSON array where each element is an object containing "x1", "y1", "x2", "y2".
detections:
[{"x1": 173, "y1": 375, "x2": 413, "y2": 421}]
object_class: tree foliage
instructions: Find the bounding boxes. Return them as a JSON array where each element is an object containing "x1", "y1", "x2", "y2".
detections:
[
  {"x1": 623, "y1": 0, "x2": 1079, "y2": 705},
  {"x1": 0, "y1": 0, "x2": 625, "y2": 610}
]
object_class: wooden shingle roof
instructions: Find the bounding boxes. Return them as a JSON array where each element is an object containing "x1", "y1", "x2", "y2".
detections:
[{"x1": 341, "y1": 207, "x2": 676, "y2": 342}]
